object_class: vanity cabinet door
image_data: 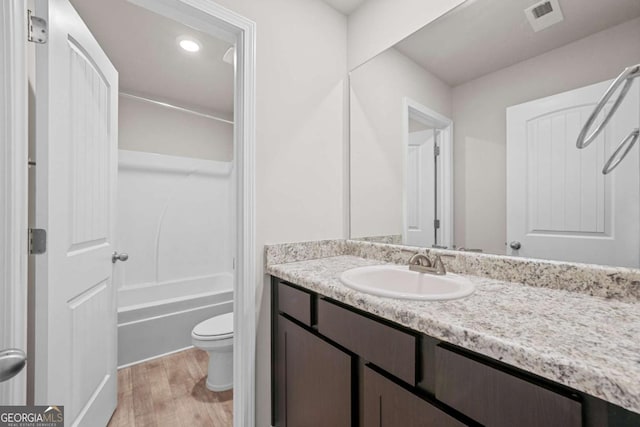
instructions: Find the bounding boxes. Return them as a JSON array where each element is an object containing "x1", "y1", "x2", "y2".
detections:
[
  {"x1": 276, "y1": 315, "x2": 352, "y2": 427},
  {"x1": 435, "y1": 346, "x2": 582, "y2": 427},
  {"x1": 364, "y1": 366, "x2": 467, "y2": 427}
]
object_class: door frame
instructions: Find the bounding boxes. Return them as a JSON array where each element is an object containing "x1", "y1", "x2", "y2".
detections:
[
  {"x1": 127, "y1": 2, "x2": 256, "y2": 425},
  {"x1": 0, "y1": 0, "x2": 29, "y2": 405},
  {"x1": 0, "y1": 0, "x2": 256, "y2": 422},
  {"x1": 401, "y1": 97, "x2": 454, "y2": 249}
]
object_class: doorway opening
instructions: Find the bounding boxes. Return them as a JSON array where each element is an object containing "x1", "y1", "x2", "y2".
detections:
[
  {"x1": 402, "y1": 98, "x2": 453, "y2": 249},
  {"x1": 13, "y1": 0, "x2": 255, "y2": 425},
  {"x1": 69, "y1": 0, "x2": 237, "y2": 370}
]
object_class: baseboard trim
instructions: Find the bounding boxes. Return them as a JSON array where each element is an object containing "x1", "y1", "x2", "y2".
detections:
[{"x1": 117, "y1": 345, "x2": 195, "y2": 369}]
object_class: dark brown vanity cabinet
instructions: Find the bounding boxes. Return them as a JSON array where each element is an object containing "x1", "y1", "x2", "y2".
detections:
[
  {"x1": 271, "y1": 277, "x2": 640, "y2": 427},
  {"x1": 435, "y1": 347, "x2": 582, "y2": 427},
  {"x1": 363, "y1": 366, "x2": 466, "y2": 427},
  {"x1": 276, "y1": 315, "x2": 352, "y2": 427},
  {"x1": 317, "y1": 298, "x2": 417, "y2": 385},
  {"x1": 278, "y1": 281, "x2": 313, "y2": 326}
]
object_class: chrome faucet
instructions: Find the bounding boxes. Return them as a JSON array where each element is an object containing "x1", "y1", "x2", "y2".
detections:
[
  {"x1": 408, "y1": 253, "x2": 451, "y2": 275},
  {"x1": 408, "y1": 253, "x2": 431, "y2": 271}
]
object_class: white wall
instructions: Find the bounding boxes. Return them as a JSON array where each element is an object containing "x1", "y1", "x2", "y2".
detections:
[
  {"x1": 452, "y1": 17, "x2": 640, "y2": 254},
  {"x1": 350, "y1": 47, "x2": 451, "y2": 238},
  {"x1": 201, "y1": 0, "x2": 348, "y2": 424},
  {"x1": 118, "y1": 95, "x2": 233, "y2": 161},
  {"x1": 347, "y1": 0, "x2": 466, "y2": 70},
  {"x1": 116, "y1": 150, "x2": 232, "y2": 296}
]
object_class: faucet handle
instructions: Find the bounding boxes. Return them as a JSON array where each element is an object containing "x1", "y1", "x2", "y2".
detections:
[{"x1": 430, "y1": 254, "x2": 451, "y2": 275}]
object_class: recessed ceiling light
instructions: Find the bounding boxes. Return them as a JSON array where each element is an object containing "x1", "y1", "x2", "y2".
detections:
[{"x1": 177, "y1": 36, "x2": 201, "y2": 53}]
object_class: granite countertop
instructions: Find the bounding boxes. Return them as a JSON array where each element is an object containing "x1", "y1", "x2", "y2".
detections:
[{"x1": 267, "y1": 255, "x2": 640, "y2": 414}]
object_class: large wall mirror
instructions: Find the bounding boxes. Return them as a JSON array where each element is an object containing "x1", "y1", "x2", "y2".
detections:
[{"x1": 349, "y1": 0, "x2": 640, "y2": 267}]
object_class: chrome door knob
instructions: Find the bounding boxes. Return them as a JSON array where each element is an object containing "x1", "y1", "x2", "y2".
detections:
[
  {"x1": 0, "y1": 349, "x2": 26, "y2": 383},
  {"x1": 112, "y1": 252, "x2": 129, "y2": 263},
  {"x1": 509, "y1": 241, "x2": 522, "y2": 250}
]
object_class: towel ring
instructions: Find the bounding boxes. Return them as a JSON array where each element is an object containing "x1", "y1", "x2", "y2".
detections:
[
  {"x1": 576, "y1": 64, "x2": 640, "y2": 149},
  {"x1": 602, "y1": 129, "x2": 640, "y2": 175}
]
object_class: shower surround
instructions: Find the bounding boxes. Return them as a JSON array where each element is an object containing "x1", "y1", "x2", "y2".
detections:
[{"x1": 115, "y1": 150, "x2": 234, "y2": 366}]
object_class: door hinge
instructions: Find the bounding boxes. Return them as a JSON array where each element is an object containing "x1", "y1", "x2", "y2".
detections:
[
  {"x1": 27, "y1": 10, "x2": 48, "y2": 44},
  {"x1": 434, "y1": 219, "x2": 441, "y2": 230},
  {"x1": 434, "y1": 144, "x2": 440, "y2": 157},
  {"x1": 29, "y1": 228, "x2": 47, "y2": 255}
]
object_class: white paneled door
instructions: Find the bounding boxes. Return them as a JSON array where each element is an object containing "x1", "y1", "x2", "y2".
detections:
[
  {"x1": 34, "y1": 0, "x2": 118, "y2": 424},
  {"x1": 507, "y1": 80, "x2": 640, "y2": 267},
  {"x1": 405, "y1": 129, "x2": 436, "y2": 247}
]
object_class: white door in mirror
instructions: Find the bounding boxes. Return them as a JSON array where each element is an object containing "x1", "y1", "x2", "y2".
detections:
[
  {"x1": 340, "y1": 265, "x2": 475, "y2": 301},
  {"x1": 507, "y1": 79, "x2": 640, "y2": 268},
  {"x1": 406, "y1": 129, "x2": 436, "y2": 247}
]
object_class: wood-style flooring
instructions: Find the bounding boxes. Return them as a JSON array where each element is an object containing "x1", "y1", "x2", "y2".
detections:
[{"x1": 108, "y1": 348, "x2": 232, "y2": 427}]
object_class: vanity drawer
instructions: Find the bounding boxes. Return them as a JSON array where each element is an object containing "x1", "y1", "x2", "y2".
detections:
[
  {"x1": 317, "y1": 298, "x2": 416, "y2": 384},
  {"x1": 278, "y1": 282, "x2": 312, "y2": 326},
  {"x1": 435, "y1": 346, "x2": 582, "y2": 427}
]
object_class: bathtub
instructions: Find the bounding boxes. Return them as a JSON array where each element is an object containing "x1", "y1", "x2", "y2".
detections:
[{"x1": 117, "y1": 273, "x2": 233, "y2": 367}]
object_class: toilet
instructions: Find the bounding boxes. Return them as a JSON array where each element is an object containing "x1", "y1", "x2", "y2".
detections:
[{"x1": 191, "y1": 312, "x2": 233, "y2": 392}]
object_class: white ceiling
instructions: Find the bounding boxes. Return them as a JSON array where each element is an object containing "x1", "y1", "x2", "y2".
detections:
[
  {"x1": 321, "y1": 0, "x2": 368, "y2": 15},
  {"x1": 70, "y1": 0, "x2": 234, "y2": 117},
  {"x1": 395, "y1": 0, "x2": 640, "y2": 86}
]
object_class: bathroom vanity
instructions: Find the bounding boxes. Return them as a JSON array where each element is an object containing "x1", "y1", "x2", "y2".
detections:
[{"x1": 267, "y1": 248, "x2": 640, "y2": 427}]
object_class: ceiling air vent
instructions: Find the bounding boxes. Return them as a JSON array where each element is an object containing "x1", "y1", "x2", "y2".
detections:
[
  {"x1": 525, "y1": 0, "x2": 564, "y2": 32},
  {"x1": 532, "y1": 1, "x2": 553, "y2": 18}
]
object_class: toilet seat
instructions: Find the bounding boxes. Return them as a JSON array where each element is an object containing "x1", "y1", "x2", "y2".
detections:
[{"x1": 192, "y1": 312, "x2": 233, "y2": 340}]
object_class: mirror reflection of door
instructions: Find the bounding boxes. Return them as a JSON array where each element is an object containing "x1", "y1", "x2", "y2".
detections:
[
  {"x1": 403, "y1": 101, "x2": 453, "y2": 249},
  {"x1": 406, "y1": 126, "x2": 438, "y2": 247},
  {"x1": 507, "y1": 79, "x2": 640, "y2": 267}
]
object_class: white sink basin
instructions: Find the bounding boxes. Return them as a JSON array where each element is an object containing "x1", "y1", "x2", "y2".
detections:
[{"x1": 340, "y1": 265, "x2": 475, "y2": 301}]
